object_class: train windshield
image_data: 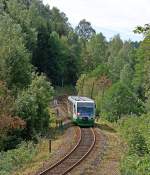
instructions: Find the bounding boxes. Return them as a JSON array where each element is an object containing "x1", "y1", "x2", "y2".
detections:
[{"x1": 77, "y1": 102, "x2": 94, "y2": 116}]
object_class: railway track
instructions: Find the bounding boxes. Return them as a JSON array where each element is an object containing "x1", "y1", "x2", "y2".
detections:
[{"x1": 39, "y1": 127, "x2": 96, "y2": 175}]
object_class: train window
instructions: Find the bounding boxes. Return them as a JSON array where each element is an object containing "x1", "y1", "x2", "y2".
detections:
[
  {"x1": 74, "y1": 104, "x2": 76, "y2": 114},
  {"x1": 68, "y1": 101, "x2": 73, "y2": 115}
]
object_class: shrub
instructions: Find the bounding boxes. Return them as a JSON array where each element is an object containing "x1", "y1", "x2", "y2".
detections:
[
  {"x1": 121, "y1": 154, "x2": 150, "y2": 175},
  {"x1": 129, "y1": 130, "x2": 149, "y2": 156},
  {"x1": 0, "y1": 142, "x2": 37, "y2": 175},
  {"x1": 15, "y1": 73, "x2": 54, "y2": 138},
  {"x1": 118, "y1": 114, "x2": 150, "y2": 175},
  {"x1": 102, "y1": 82, "x2": 144, "y2": 122}
]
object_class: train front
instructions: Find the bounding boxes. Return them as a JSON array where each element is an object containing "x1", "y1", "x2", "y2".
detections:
[{"x1": 76, "y1": 101, "x2": 95, "y2": 127}]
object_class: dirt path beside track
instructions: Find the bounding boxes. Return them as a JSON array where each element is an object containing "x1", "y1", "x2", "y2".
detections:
[{"x1": 71, "y1": 126, "x2": 124, "y2": 175}]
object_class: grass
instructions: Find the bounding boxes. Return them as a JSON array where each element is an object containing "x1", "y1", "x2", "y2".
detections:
[
  {"x1": 12, "y1": 137, "x2": 64, "y2": 175},
  {"x1": 0, "y1": 142, "x2": 37, "y2": 175},
  {"x1": 95, "y1": 118, "x2": 117, "y2": 133},
  {"x1": 12, "y1": 139, "x2": 49, "y2": 175},
  {"x1": 95, "y1": 119, "x2": 125, "y2": 175},
  {"x1": 12, "y1": 126, "x2": 77, "y2": 175}
]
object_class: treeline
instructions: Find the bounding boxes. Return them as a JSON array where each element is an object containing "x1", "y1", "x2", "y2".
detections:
[
  {"x1": 77, "y1": 34, "x2": 143, "y2": 121},
  {"x1": 1, "y1": 0, "x2": 150, "y2": 173},
  {"x1": 0, "y1": 0, "x2": 104, "y2": 151},
  {"x1": 0, "y1": 0, "x2": 66, "y2": 151},
  {"x1": 0, "y1": 0, "x2": 80, "y2": 87},
  {"x1": 76, "y1": 23, "x2": 150, "y2": 174}
]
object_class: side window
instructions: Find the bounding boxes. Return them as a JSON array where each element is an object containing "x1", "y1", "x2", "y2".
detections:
[
  {"x1": 68, "y1": 101, "x2": 73, "y2": 114},
  {"x1": 74, "y1": 104, "x2": 76, "y2": 114}
]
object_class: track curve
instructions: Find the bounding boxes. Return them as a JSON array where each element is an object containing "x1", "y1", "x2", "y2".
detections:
[{"x1": 39, "y1": 127, "x2": 96, "y2": 175}]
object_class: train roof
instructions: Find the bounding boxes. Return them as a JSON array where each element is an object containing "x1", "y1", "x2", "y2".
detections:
[{"x1": 68, "y1": 96, "x2": 94, "y2": 103}]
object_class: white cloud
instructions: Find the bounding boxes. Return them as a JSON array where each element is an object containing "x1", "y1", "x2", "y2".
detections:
[{"x1": 43, "y1": 0, "x2": 149, "y2": 41}]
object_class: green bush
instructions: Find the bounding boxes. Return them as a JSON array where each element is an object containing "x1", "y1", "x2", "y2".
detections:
[
  {"x1": 118, "y1": 114, "x2": 150, "y2": 175},
  {"x1": 129, "y1": 130, "x2": 149, "y2": 156},
  {"x1": 15, "y1": 73, "x2": 54, "y2": 137},
  {"x1": 0, "y1": 142, "x2": 37, "y2": 175},
  {"x1": 121, "y1": 154, "x2": 150, "y2": 175},
  {"x1": 102, "y1": 82, "x2": 144, "y2": 122}
]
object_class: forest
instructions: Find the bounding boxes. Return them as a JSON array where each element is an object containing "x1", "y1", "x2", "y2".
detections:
[{"x1": 0, "y1": 0, "x2": 150, "y2": 174}]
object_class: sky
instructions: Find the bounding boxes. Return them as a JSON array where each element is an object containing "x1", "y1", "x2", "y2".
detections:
[{"x1": 43, "y1": 0, "x2": 150, "y2": 41}]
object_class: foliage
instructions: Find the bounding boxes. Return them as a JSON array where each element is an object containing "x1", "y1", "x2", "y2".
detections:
[
  {"x1": 81, "y1": 33, "x2": 107, "y2": 71},
  {"x1": 0, "y1": 81, "x2": 14, "y2": 116},
  {"x1": 108, "y1": 34, "x2": 123, "y2": 58},
  {"x1": 76, "y1": 65, "x2": 111, "y2": 115},
  {"x1": 129, "y1": 129, "x2": 149, "y2": 156},
  {"x1": 0, "y1": 141, "x2": 37, "y2": 175},
  {"x1": 76, "y1": 74, "x2": 87, "y2": 95},
  {"x1": 51, "y1": 7, "x2": 72, "y2": 36},
  {"x1": 108, "y1": 39, "x2": 135, "y2": 82},
  {"x1": 75, "y1": 19, "x2": 95, "y2": 40},
  {"x1": 33, "y1": 29, "x2": 80, "y2": 85},
  {"x1": 1, "y1": 0, "x2": 150, "y2": 173},
  {"x1": 65, "y1": 32, "x2": 81, "y2": 84},
  {"x1": 15, "y1": 74, "x2": 54, "y2": 137},
  {"x1": 0, "y1": 14, "x2": 32, "y2": 92},
  {"x1": 120, "y1": 63, "x2": 133, "y2": 87},
  {"x1": 121, "y1": 154, "x2": 150, "y2": 175},
  {"x1": 1, "y1": 0, "x2": 79, "y2": 86},
  {"x1": 0, "y1": 81, "x2": 25, "y2": 151},
  {"x1": 5, "y1": 0, "x2": 37, "y2": 50},
  {"x1": 102, "y1": 82, "x2": 144, "y2": 121},
  {"x1": 134, "y1": 23, "x2": 150, "y2": 35},
  {"x1": 118, "y1": 114, "x2": 150, "y2": 175},
  {"x1": 76, "y1": 64, "x2": 110, "y2": 94}
]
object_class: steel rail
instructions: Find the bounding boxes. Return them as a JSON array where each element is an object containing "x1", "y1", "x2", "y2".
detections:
[{"x1": 38, "y1": 127, "x2": 96, "y2": 175}]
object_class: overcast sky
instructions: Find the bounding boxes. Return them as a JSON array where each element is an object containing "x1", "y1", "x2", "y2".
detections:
[{"x1": 43, "y1": 0, "x2": 149, "y2": 41}]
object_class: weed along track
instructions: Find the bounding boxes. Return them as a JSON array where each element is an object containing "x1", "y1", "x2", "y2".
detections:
[{"x1": 39, "y1": 127, "x2": 96, "y2": 175}]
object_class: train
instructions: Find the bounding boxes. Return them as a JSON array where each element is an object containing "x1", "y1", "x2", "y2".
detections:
[{"x1": 67, "y1": 96, "x2": 95, "y2": 127}]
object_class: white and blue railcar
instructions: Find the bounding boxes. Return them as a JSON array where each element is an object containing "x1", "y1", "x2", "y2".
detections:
[{"x1": 68, "y1": 96, "x2": 95, "y2": 126}]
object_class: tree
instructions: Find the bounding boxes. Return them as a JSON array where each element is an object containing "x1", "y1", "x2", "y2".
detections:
[
  {"x1": 0, "y1": 81, "x2": 25, "y2": 151},
  {"x1": 32, "y1": 25, "x2": 50, "y2": 74},
  {"x1": 50, "y1": 7, "x2": 72, "y2": 36},
  {"x1": 120, "y1": 64, "x2": 133, "y2": 87},
  {"x1": 102, "y1": 82, "x2": 143, "y2": 122},
  {"x1": 75, "y1": 19, "x2": 95, "y2": 40},
  {"x1": 107, "y1": 35, "x2": 123, "y2": 81},
  {"x1": 133, "y1": 23, "x2": 150, "y2": 101},
  {"x1": 108, "y1": 34, "x2": 123, "y2": 58},
  {"x1": 88, "y1": 33, "x2": 107, "y2": 65},
  {"x1": 93, "y1": 75, "x2": 112, "y2": 115},
  {"x1": 132, "y1": 38, "x2": 150, "y2": 101},
  {"x1": 108, "y1": 40, "x2": 135, "y2": 82},
  {"x1": 47, "y1": 32, "x2": 67, "y2": 85},
  {"x1": 76, "y1": 74, "x2": 87, "y2": 95},
  {"x1": 33, "y1": 31, "x2": 67, "y2": 85},
  {"x1": 0, "y1": 14, "x2": 32, "y2": 92},
  {"x1": 134, "y1": 23, "x2": 150, "y2": 35},
  {"x1": 5, "y1": 0, "x2": 37, "y2": 50},
  {"x1": 64, "y1": 31, "x2": 81, "y2": 84},
  {"x1": 81, "y1": 33, "x2": 107, "y2": 71},
  {"x1": 15, "y1": 74, "x2": 54, "y2": 137}
]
